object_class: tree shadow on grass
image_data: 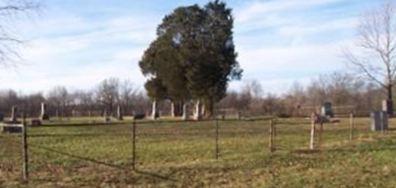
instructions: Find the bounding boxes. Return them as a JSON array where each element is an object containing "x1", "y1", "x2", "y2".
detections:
[
  {"x1": 135, "y1": 169, "x2": 178, "y2": 182},
  {"x1": 28, "y1": 133, "x2": 129, "y2": 138},
  {"x1": 29, "y1": 144, "x2": 178, "y2": 182},
  {"x1": 30, "y1": 145, "x2": 126, "y2": 169},
  {"x1": 292, "y1": 149, "x2": 321, "y2": 155},
  {"x1": 324, "y1": 146, "x2": 396, "y2": 154}
]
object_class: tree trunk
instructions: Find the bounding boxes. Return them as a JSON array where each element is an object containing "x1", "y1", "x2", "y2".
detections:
[
  {"x1": 182, "y1": 103, "x2": 188, "y2": 121},
  {"x1": 177, "y1": 102, "x2": 183, "y2": 116},
  {"x1": 171, "y1": 101, "x2": 183, "y2": 117},
  {"x1": 171, "y1": 102, "x2": 175, "y2": 117},
  {"x1": 151, "y1": 100, "x2": 157, "y2": 120},
  {"x1": 205, "y1": 99, "x2": 214, "y2": 119},
  {"x1": 201, "y1": 103, "x2": 206, "y2": 118},
  {"x1": 194, "y1": 100, "x2": 201, "y2": 121},
  {"x1": 387, "y1": 84, "x2": 394, "y2": 116}
]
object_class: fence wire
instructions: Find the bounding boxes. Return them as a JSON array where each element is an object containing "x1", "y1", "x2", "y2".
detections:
[{"x1": 0, "y1": 117, "x2": 387, "y2": 186}]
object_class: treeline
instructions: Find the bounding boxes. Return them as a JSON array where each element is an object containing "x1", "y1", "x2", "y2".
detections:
[
  {"x1": 0, "y1": 78, "x2": 150, "y2": 118},
  {"x1": 0, "y1": 72, "x2": 386, "y2": 118},
  {"x1": 218, "y1": 72, "x2": 384, "y2": 117}
]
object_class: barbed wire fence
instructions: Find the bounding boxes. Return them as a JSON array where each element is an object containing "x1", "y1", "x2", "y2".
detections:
[{"x1": 0, "y1": 112, "x2": 389, "y2": 185}]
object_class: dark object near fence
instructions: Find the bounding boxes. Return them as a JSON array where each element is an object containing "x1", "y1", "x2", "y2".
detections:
[
  {"x1": 0, "y1": 113, "x2": 3, "y2": 122},
  {"x1": 1, "y1": 123, "x2": 22, "y2": 133},
  {"x1": 133, "y1": 114, "x2": 146, "y2": 120},
  {"x1": 330, "y1": 119, "x2": 341, "y2": 123},
  {"x1": 321, "y1": 102, "x2": 334, "y2": 118},
  {"x1": 31, "y1": 119, "x2": 42, "y2": 126},
  {"x1": 277, "y1": 113, "x2": 291, "y2": 118},
  {"x1": 41, "y1": 114, "x2": 50, "y2": 121},
  {"x1": 312, "y1": 113, "x2": 329, "y2": 124},
  {"x1": 105, "y1": 117, "x2": 111, "y2": 123},
  {"x1": 371, "y1": 111, "x2": 388, "y2": 132}
]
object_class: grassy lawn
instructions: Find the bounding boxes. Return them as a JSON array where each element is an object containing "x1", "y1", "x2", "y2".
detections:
[{"x1": 1, "y1": 117, "x2": 396, "y2": 187}]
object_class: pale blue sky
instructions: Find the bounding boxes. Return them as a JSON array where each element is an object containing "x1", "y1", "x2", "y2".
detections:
[{"x1": 0, "y1": 0, "x2": 382, "y2": 94}]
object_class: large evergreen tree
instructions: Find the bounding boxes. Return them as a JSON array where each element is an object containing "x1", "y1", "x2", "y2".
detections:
[
  {"x1": 186, "y1": 0, "x2": 242, "y2": 118},
  {"x1": 139, "y1": 1, "x2": 242, "y2": 120}
]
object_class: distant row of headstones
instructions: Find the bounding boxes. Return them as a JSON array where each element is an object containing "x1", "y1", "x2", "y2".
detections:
[
  {"x1": 320, "y1": 102, "x2": 388, "y2": 132},
  {"x1": 0, "y1": 101, "x2": 389, "y2": 132},
  {"x1": 0, "y1": 103, "x2": 141, "y2": 125},
  {"x1": 0, "y1": 103, "x2": 49, "y2": 123}
]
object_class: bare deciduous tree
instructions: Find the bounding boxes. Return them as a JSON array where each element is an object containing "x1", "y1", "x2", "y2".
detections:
[
  {"x1": 119, "y1": 80, "x2": 138, "y2": 115},
  {"x1": 47, "y1": 86, "x2": 70, "y2": 118},
  {"x1": 96, "y1": 78, "x2": 120, "y2": 116},
  {"x1": 0, "y1": 0, "x2": 40, "y2": 66},
  {"x1": 344, "y1": 1, "x2": 396, "y2": 115}
]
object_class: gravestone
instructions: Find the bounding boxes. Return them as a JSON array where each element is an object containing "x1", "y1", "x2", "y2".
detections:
[
  {"x1": 40, "y1": 102, "x2": 50, "y2": 120},
  {"x1": 10, "y1": 106, "x2": 18, "y2": 123},
  {"x1": 182, "y1": 103, "x2": 188, "y2": 120},
  {"x1": 371, "y1": 111, "x2": 388, "y2": 131},
  {"x1": 382, "y1": 100, "x2": 393, "y2": 116},
  {"x1": 321, "y1": 102, "x2": 334, "y2": 118},
  {"x1": 117, "y1": 105, "x2": 123, "y2": 121}
]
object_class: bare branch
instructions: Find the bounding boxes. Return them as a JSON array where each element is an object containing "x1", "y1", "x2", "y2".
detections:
[
  {"x1": 343, "y1": 49, "x2": 387, "y2": 88},
  {"x1": 344, "y1": 1, "x2": 396, "y2": 96},
  {"x1": 0, "y1": 0, "x2": 40, "y2": 67}
]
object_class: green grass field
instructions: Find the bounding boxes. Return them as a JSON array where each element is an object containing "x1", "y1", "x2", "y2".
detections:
[{"x1": 1, "y1": 117, "x2": 396, "y2": 187}]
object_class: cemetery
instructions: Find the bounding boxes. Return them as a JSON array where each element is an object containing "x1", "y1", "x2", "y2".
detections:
[
  {"x1": 1, "y1": 0, "x2": 396, "y2": 187},
  {"x1": 1, "y1": 99, "x2": 396, "y2": 187}
]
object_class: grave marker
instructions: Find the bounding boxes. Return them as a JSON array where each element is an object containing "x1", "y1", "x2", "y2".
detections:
[
  {"x1": 10, "y1": 106, "x2": 18, "y2": 123},
  {"x1": 40, "y1": 103, "x2": 50, "y2": 120},
  {"x1": 371, "y1": 111, "x2": 388, "y2": 132},
  {"x1": 117, "y1": 105, "x2": 123, "y2": 120}
]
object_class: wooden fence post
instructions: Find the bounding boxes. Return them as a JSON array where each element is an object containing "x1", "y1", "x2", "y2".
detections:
[
  {"x1": 310, "y1": 113, "x2": 316, "y2": 150},
  {"x1": 318, "y1": 121, "x2": 323, "y2": 149},
  {"x1": 132, "y1": 121, "x2": 136, "y2": 170},
  {"x1": 215, "y1": 119, "x2": 219, "y2": 160},
  {"x1": 269, "y1": 119, "x2": 275, "y2": 153},
  {"x1": 21, "y1": 112, "x2": 28, "y2": 182},
  {"x1": 349, "y1": 113, "x2": 354, "y2": 141}
]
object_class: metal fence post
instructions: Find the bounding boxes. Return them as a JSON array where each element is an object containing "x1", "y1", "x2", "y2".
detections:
[
  {"x1": 21, "y1": 112, "x2": 28, "y2": 182},
  {"x1": 349, "y1": 113, "x2": 354, "y2": 141},
  {"x1": 215, "y1": 119, "x2": 219, "y2": 160},
  {"x1": 318, "y1": 121, "x2": 323, "y2": 149},
  {"x1": 310, "y1": 113, "x2": 316, "y2": 150},
  {"x1": 132, "y1": 121, "x2": 136, "y2": 170},
  {"x1": 269, "y1": 119, "x2": 275, "y2": 153}
]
